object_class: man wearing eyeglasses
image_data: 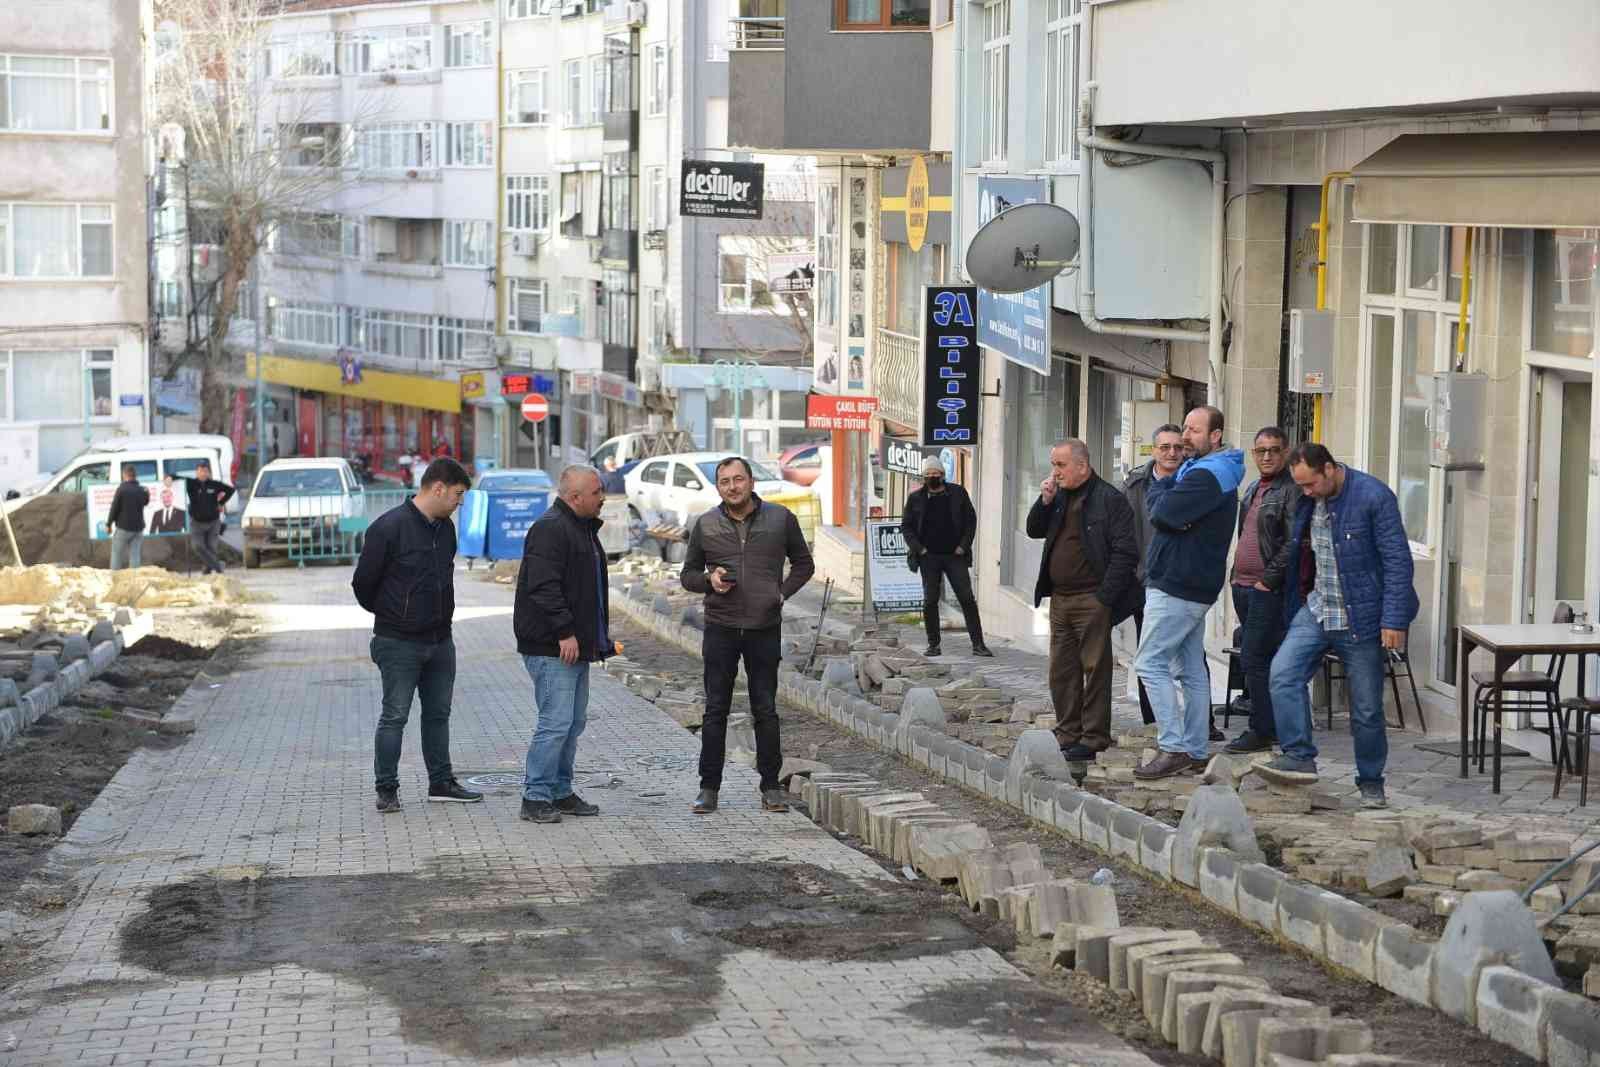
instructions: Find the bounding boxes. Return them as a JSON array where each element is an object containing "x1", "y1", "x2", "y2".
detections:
[
  {"x1": 1122, "y1": 424, "x2": 1184, "y2": 725},
  {"x1": 1225, "y1": 427, "x2": 1298, "y2": 754}
]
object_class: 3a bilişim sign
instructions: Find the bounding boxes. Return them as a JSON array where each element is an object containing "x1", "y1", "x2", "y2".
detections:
[{"x1": 921, "y1": 285, "x2": 979, "y2": 446}]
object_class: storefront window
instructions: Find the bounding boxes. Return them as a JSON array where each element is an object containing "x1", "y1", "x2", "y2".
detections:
[
  {"x1": 1531, "y1": 228, "x2": 1598, "y2": 357},
  {"x1": 1000, "y1": 356, "x2": 1078, "y2": 590},
  {"x1": 889, "y1": 242, "x2": 941, "y2": 333}
]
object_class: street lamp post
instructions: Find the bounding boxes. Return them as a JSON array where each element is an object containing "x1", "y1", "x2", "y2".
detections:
[{"x1": 703, "y1": 358, "x2": 769, "y2": 455}]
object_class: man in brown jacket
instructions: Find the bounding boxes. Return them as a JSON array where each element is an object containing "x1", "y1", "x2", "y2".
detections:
[{"x1": 680, "y1": 456, "x2": 815, "y2": 815}]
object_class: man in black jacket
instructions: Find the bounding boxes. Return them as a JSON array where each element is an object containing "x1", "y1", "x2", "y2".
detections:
[
  {"x1": 105, "y1": 466, "x2": 150, "y2": 571},
  {"x1": 901, "y1": 456, "x2": 990, "y2": 657},
  {"x1": 681, "y1": 456, "x2": 814, "y2": 815},
  {"x1": 513, "y1": 464, "x2": 611, "y2": 824},
  {"x1": 1121, "y1": 423, "x2": 1183, "y2": 725},
  {"x1": 1027, "y1": 439, "x2": 1140, "y2": 760},
  {"x1": 1226, "y1": 426, "x2": 1298, "y2": 754},
  {"x1": 350, "y1": 458, "x2": 479, "y2": 813},
  {"x1": 183, "y1": 461, "x2": 235, "y2": 575}
]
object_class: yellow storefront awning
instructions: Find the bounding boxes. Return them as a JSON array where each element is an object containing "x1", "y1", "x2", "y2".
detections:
[
  {"x1": 1352, "y1": 132, "x2": 1600, "y2": 228},
  {"x1": 245, "y1": 352, "x2": 460, "y2": 414}
]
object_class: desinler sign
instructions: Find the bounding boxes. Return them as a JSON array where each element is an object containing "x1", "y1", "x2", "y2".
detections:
[{"x1": 679, "y1": 159, "x2": 766, "y2": 220}]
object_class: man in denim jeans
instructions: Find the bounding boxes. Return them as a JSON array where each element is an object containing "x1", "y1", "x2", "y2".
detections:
[
  {"x1": 1132, "y1": 406, "x2": 1244, "y2": 780},
  {"x1": 351, "y1": 459, "x2": 479, "y2": 812},
  {"x1": 513, "y1": 465, "x2": 612, "y2": 824},
  {"x1": 1258, "y1": 443, "x2": 1418, "y2": 808}
]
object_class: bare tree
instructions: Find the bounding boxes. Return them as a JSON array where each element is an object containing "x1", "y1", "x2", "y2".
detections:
[
  {"x1": 710, "y1": 197, "x2": 816, "y2": 368},
  {"x1": 149, "y1": 0, "x2": 379, "y2": 432}
]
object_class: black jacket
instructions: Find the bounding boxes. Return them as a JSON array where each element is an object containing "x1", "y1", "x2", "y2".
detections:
[
  {"x1": 1025, "y1": 473, "x2": 1141, "y2": 621},
  {"x1": 351, "y1": 498, "x2": 457, "y2": 642},
  {"x1": 183, "y1": 478, "x2": 234, "y2": 522},
  {"x1": 514, "y1": 498, "x2": 612, "y2": 661},
  {"x1": 1122, "y1": 462, "x2": 1158, "y2": 583},
  {"x1": 107, "y1": 481, "x2": 150, "y2": 533},
  {"x1": 681, "y1": 495, "x2": 814, "y2": 630},
  {"x1": 1238, "y1": 471, "x2": 1299, "y2": 593},
  {"x1": 901, "y1": 483, "x2": 976, "y2": 560}
]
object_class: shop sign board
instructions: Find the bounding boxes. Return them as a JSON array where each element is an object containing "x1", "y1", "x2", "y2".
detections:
[
  {"x1": 921, "y1": 285, "x2": 979, "y2": 447},
  {"x1": 680, "y1": 159, "x2": 765, "y2": 220},
  {"x1": 86, "y1": 479, "x2": 192, "y2": 541},
  {"x1": 976, "y1": 176, "x2": 1051, "y2": 375},
  {"x1": 805, "y1": 394, "x2": 878, "y2": 432},
  {"x1": 866, "y1": 520, "x2": 922, "y2": 612}
]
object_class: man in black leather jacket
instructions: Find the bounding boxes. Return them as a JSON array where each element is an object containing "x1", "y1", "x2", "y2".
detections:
[
  {"x1": 351, "y1": 458, "x2": 480, "y2": 813},
  {"x1": 1226, "y1": 426, "x2": 1299, "y2": 753},
  {"x1": 901, "y1": 456, "x2": 989, "y2": 657},
  {"x1": 1121, "y1": 423, "x2": 1182, "y2": 725}
]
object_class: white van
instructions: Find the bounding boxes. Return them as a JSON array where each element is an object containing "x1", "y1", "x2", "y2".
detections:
[{"x1": 3, "y1": 434, "x2": 240, "y2": 513}]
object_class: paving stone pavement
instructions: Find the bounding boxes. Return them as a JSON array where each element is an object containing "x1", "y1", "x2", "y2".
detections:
[{"x1": 0, "y1": 563, "x2": 1159, "y2": 1067}]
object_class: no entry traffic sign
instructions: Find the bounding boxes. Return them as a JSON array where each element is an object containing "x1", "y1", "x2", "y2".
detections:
[{"x1": 520, "y1": 393, "x2": 549, "y2": 422}]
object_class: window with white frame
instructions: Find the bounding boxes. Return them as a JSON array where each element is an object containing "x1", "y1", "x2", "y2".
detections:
[
  {"x1": 564, "y1": 59, "x2": 584, "y2": 126},
  {"x1": 1361, "y1": 222, "x2": 1470, "y2": 550},
  {"x1": 0, "y1": 202, "x2": 113, "y2": 278},
  {"x1": 358, "y1": 121, "x2": 435, "y2": 169},
  {"x1": 981, "y1": 0, "x2": 1010, "y2": 166},
  {"x1": 647, "y1": 43, "x2": 667, "y2": 116},
  {"x1": 507, "y1": 277, "x2": 546, "y2": 333},
  {"x1": 0, "y1": 55, "x2": 112, "y2": 131},
  {"x1": 591, "y1": 55, "x2": 609, "y2": 122},
  {"x1": 602, "y1": 269, "x2": 632, "y2": 346},
  {"x1": 156, "y1": 279, "x2": 183, "y2": 319},
  {"x1": 445, "y1": 21, "x2": 491, "y2": 68},
  {"x1": 561, "y1": 276, "x2": 587, "y2": 336},
  {"x1": 605, "y1": 151, "x2": 630, "y2": 231},
  {"x1": 279, "y1": 122, "x2": 346, "y2": 168},
  {"x1": 341, "y1": 216, "x2": 362, "y2": 259},
  {"x1": 507, "y1": 68, "x2": 548, "y2": 124},
  {"x1": 0, "y1": 348, "x2": 114, "y2": 422},
  {"x1": 648, "y1": 287, "x2": 668, "y2": 354},
  {"x1": 439, "y1": 317, "x2": 492, "y2": 361},
  {"x1": 505, "y1": 175, "x2": 550, "y2": 232},
  {"x1": 444, "y1": 121, "x2": 492, "y2": 167},
  {"x1": 1530, "y1": 229, "x2": 1598, "y2": 359},
  {"x1": 266, "y1": 34, "x2": 334, "y2": 78},
  {"x1": 276, "y1": 212, "x2": 342, "y2": 259},
  {"x1": 717, "y1": 235, "x2": 772, "y2": 312},
  {"x1": 444, "y1": 220, "x2": 492, "y2": 268},
  {"x1": 646, "y1": 166, "x2": 667, "y2": 230},
  {"x1": 815, "y1": 182, "x2": 838, "y2": 328},
  {"x1": 268, "y1": 298, "x2": 341, "y2": 347},
  {"x1": 337, "y1": 25, "x2": 432, "y2": 75},
  {"x1": 505, "y1": 0, "x2": 552, "y2": 17},
  {"x1": 1043, "y1": 0, "x2": 1081, "y2": 165},
  {"x1": 364, "y1": 308, "x2": 435, "y2": 360}
]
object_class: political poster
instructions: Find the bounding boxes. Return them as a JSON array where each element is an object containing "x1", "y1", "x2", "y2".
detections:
[{"x1": 87, "y1": 476, "x2": 191, "y2": 541}]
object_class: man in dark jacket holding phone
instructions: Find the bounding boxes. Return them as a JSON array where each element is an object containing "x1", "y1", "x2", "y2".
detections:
[
  {"x1": 681, "y1": 456, "x2": 814, "y2": 816},
  {"x1": 1027, "y1": 439, "x2": 1140, "y2": 760},
  {"x1": 351, "y1": 458, "x2": 479, "y2": 813},
  {"x1": 514, "y1": 464, "x2": 612, "y2": 824},
  {"x1": 901, "y1": 455, "x2": 990, "y2": 657}
]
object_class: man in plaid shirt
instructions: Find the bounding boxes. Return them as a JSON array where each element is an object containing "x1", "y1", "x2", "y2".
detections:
[{"x1": 1257, "y1": 443, "x2": 1419, "y2": 808}]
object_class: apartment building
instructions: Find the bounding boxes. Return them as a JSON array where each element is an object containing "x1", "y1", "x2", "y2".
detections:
[{"x1": 0, "y1": 0, "x2": 150, "y2": 485}]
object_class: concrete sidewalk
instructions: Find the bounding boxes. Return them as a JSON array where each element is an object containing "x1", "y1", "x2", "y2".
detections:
[{"x1": 0, "y1": 563, "x2": 1157, "y2": 1067}]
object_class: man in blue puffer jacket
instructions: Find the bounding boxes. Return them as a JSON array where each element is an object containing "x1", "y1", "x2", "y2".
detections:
[
  {"x1": 1258, "y1": 442, "x2": 1419, "y2": 809},
  {"x1": 1133, "y1": 405, "x2": 1246, "y2": 780}
]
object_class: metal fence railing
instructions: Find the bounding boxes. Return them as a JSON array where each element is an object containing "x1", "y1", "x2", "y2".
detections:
[
  {"x1": 729, "y1": 16, "x2": 784, "y2": 50},
  {"x1": 281, "y1": 488, "x2": 411, "y2": 565},
  {"x1": 876, "y1": 328, "x2": 922, "y2": 432}
]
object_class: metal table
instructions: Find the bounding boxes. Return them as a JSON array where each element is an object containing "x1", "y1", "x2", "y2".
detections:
[{"x1": 1457, "y1": 623, "x2": 1600, "y2": 796}]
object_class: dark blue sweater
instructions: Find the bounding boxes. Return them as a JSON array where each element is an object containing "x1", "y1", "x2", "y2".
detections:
[{"x1": 1144, "y1": 449, "x2": 1245, "y2": 605}]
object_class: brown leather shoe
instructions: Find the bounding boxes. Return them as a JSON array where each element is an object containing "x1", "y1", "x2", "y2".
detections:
[
  {"x1": 760, "y1": 788, "x2": 790, "y2": 812},
  {"x1": 1134, "y1": 750, "x2": 1196, "y2": 781}
]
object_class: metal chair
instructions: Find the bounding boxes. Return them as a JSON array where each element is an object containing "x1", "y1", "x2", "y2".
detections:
[
  {"x1": 1321, "y1": 642, "x2": 1426, "y2": 733},
  {"x1": 1472, "y1": 603, "x2": 1573, "y2": 775},
  {"x1": 1557, "y1": 694, "x2": 1600, "y2": 807}
]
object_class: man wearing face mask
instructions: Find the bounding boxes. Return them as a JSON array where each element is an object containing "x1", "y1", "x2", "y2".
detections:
[{"x1": 901, "y1": 456, "x2": 991, "y2": 657}]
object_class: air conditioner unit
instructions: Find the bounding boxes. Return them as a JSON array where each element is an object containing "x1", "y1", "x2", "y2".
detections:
[
  {"x1": 510, "y1": 233, "x2": 536, "y2": 257},
  {"x1": 491, "y1": 336, "x2": 511, "y2": 358},
  {"x1": 625, "y1": 1, "x2": 645, "y2": 25}
]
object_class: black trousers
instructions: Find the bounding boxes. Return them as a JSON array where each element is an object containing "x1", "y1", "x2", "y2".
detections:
[
  {"x1": 919, "y1": 553, "x2": 985, "y2": 649},
  {"x1": 1231, "y1": 584, "x2": 1285, "y2": 740},
  {"x1": 699, "y1": 622, "x2": 783, "y2": 792}
]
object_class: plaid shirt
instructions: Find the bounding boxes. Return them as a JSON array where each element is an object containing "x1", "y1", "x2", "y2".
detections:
[{"x1": 1306, "y1": 497, "x2": 1349, "y2": 631}]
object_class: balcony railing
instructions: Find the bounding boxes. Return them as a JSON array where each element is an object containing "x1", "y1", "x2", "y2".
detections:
[
  {"x1": 875, "y1": 327, "x2": 920, "y2": 434},
  {"x1": 729, "y1": 16, "x2": 783, "y2": 51}
]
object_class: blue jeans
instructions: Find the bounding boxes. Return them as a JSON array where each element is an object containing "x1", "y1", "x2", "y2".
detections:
[
  {"x1": 110, "y1": 529, "x2": 143, "y2": 570},
  {"x1": 522, "y1": 655, "x2": 590, "y2": 803},
  {"x1": 371, "y1": 635, "x2": 456, "y2": 791},
  {"x1": 1133, "y1": 587, "x2": 1212, "y2": 759},
  {"x1": 1268, "y1": 605, "x2": 1388, "y2": 786}
]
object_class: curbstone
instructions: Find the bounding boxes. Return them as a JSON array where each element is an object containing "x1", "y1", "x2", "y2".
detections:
[
  {"x1": 1076, "y1": 925, "x2": 1160, "y2": 982},
  {"x1": 1125, "y1": 938, "x2": 1216, "y2": 1004},
  {"x1": 1435, "y1": 890, "x2": 1559, "y2": 1025},
  {"x1": 1275, "y1": 880, "x2": 1330, "y2": 957},
  {"x1": 1203, "y1": 993, "x2": 1326, "y2": 1061},
  {"x1": 1109, "y1": 808, "x2": 1152, "y2": 863},
  {"x1": 984, "y1": 754, "x2": 1008, "y2": 802},
  {"x1": 1198, "y1": 847, "x2": 1241, "y2": 914},
  {"x1": 963, "y1": 746, "x2": 988, "y2": 792},
  {"x1": 1236, "y1": 862, "x2": 1286, "y2": 931},
  {"x1": 1080, "y1": 794, "x2": 1113, "y2": 851},
  {"x1": 1172, "y1": 784, "x2": 1264, "y2": 887},
  {"x1": 1140, "y1": 820, "x2": 1175, "y2": 881},
  {"x1": 1137, "y1": 951, "x2": 1238, "y2": 1027},
  {"x1": 1254, "y1": 1017, "x2": 1373, "y2": 1067},
  {"x1": 1108, "y1": 929, "x2": 1198, "y2": 992},
  {"x1": 1053, "y1": 783, "x2": 1086, "y2": 839},
  {"x1": 1543, "y1": 988, "x2": 1600, "y2": 1067},
  {"x1": 60, "y1": 633, "x2": 90, "y2": 663},
  {"x1": 1475, "y1": 964, "x2": 1562, "y2": 1061},
  {"x1": 1161, "y1": 970, "x2": 1264, "y2": 1043},
  {"x1": 909, "y1": 822, "x2": 993, "y2": 882},
  {"x1": 1375, "y1": 923, "x2": 1436, "y2": 1008},
  {"x1": 1323, "y1": 896, "x2": 1405, "y2": 983}
]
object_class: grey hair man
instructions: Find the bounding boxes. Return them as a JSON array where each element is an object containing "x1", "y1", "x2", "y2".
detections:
[
  {"x1": 513, "y1": 463, "x2": 613, "y2": 823},
  {"x1": 900, "y1": 454, "x2": 989, "y2": 657}
]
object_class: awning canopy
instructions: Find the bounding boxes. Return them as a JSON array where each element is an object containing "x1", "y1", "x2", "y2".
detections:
[{"x1": 1352, "y1": 132, "x2": 1600, "y2": 228}]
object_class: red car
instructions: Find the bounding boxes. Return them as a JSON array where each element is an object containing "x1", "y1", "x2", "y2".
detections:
[{"x1": 777, "y1": 441, "x2": 827, "y2": 486}]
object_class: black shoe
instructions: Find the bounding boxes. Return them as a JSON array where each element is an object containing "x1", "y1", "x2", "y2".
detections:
[
  {"x1": 375, "y1": 788, "x2": 400, "y2": 813},
  {"x1": 520, "y1": 799, "x2": 561, "y2": 823},
  {"x1": 1209, "y1": 726, "x2": 1226, "y2": 742},
  {"x1": 1061, "y1": 743, "x2": 1098, "y2": 762},
  {"x1": 923, "y1": 645, "x2": 942, "y2": 657},
  {"x1": 1225, "y1": 730, "x2": 1275, "y2": 754},
  {"x1": 692, "y1": 788, "x2": 718, "y2": 814},
  {"x1": 555, "y1": 792, "x2": 600, "y2": 816},
  {"x1": 760, "y1": 788, "x2": 790, "y2": 812},
  {"x1": 971, "y1": 644, "x2": 995, "y2": 657},
  {"x1": 427, "y1": 778, "x2": 484, "y2": 803}
]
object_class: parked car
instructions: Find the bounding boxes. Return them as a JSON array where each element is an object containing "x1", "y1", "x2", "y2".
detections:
[
  {"x1": 3, "y1": 434, "x2": 239, "y2": 512},
  {"x1": 475, "y1": 468, "x2": 553, "y2": 493},
  {"x1": 622, "y1": 451, "x2": 795, "y2": 529},
  {"x1": 777, "y1": 441, "x2": 827, "y2": 486},
  {"x1": 589, "y1": 429, "x2": 697, "y2": 472},
  {"x1": 240, "y1": 457, "x2": 364, "y2": 569}
]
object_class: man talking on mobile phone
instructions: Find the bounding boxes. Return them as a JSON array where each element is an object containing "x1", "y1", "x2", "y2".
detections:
[{"x1": 680, "y1": 456, "x2": 814, "y2": 815}]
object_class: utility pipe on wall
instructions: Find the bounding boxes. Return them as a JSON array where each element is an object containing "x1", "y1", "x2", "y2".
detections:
[{"x1": 1312, "y1": 171, "x2": 1352, "y2": 441}]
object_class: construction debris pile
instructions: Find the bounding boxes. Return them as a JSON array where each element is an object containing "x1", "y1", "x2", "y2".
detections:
[{"x1": 0, "y1": 564, "x2": 241, "y2": 640}]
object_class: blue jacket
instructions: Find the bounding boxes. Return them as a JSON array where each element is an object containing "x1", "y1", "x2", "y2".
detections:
[
  {"x1": 1281, "y1": 466, "x2": 1420, "y2": 641},
  {"x1": 1144, "y1": 448, "x2": 1245, "y2": 605}
]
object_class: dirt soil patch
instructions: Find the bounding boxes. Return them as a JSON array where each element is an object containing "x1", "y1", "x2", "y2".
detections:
[
  {"x1": 115, "y1": 861, "x2": 1013, "y2": 1061},
  {"x1": 610, "y1": 613, "x2": 1538, "y2": 1067},
  {"x1": 4, "y1": 492, "x2": 240, "y2": 572}
]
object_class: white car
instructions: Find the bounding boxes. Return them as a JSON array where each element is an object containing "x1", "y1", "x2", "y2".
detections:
[
  {"x1": 622, "y1": 452, "x2": 793, "y2": 529},
  {"x1": 241, "y1": 458, "x2": 365, "y2": 568}
]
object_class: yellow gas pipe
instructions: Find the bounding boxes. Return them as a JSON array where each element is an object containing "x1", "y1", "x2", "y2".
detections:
[{"x1": 1312, "y1": 171, "x2": 1352, "y2": 443}]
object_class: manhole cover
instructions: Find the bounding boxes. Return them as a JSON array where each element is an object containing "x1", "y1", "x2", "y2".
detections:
[{"x1": 460, "y1": 773, "x2": 525, "y2": 791}]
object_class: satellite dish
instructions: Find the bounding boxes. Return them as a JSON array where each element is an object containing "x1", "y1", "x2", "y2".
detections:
[{"x1": 965, "y1": 202, "x2": 1081, "y2": 294}]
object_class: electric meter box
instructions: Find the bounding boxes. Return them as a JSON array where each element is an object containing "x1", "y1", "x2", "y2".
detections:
[
  {"x1": 1287, "y1": 309, "x2": 1335, "y2": 394},
  {"x1": 1429, "y1": 372, "x2": 1487, "y2": 470}
]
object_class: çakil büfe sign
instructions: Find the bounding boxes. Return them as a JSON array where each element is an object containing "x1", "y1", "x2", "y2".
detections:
[
  {"x1": 921, "y1": 285, "x2": 979, "y2": 447},
  {"x1": 680, "y1": 159, "x2": 765, "y2": 220}
]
